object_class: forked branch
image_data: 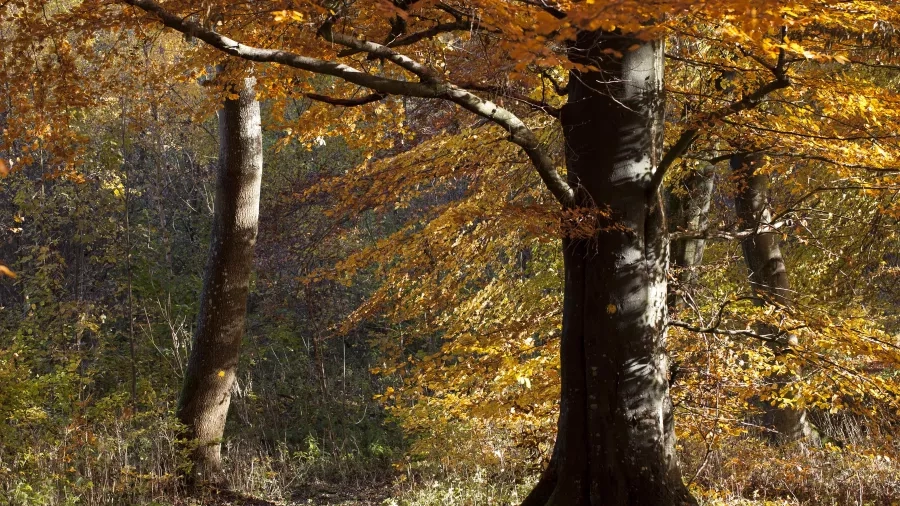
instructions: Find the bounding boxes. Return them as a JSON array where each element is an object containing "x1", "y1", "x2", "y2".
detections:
[{"x1": 121, "y1": 0, "x2": 576, "y2": 207}]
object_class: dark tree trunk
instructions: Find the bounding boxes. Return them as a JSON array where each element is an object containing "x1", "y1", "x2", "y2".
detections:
[
  {"x1": 666, "y1": 164, "x2": 715, "y2": 309},
  {"x1": 523, "y1": 32, "x2": 695, "y2": 506},
  {"x1": 731, "y1": 153, "x2": 811, "y2": 441},
  {"x1": 178, "y1": 76, "x2": 263, "y2": 482}
]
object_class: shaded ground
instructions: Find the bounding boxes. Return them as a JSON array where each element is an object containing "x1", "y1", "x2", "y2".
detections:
[{"x1": 165, "y1": 480, "x2": 395, "y2": 506}]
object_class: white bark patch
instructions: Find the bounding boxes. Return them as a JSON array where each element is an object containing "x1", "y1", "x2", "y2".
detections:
[
  {"x1": 622, "y1": 357, "x2": 654, "y2": 379},
  {"x1": 622, "y1": 42, "x2": 663, "y2": 101},
  {"x1": 647, "y1": 276, "x2": 667, "y2": 329}
]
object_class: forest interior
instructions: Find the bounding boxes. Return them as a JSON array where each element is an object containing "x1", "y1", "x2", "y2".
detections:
[{"x1": 3, "y1": 0, "x2": 900, "y2": 505}]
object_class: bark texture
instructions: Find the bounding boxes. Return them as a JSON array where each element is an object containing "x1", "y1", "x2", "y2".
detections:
[
  {"x1": 178, "y1": 77, "x2": 263, "y2": 482},
  {"x1": 731, "y1": 153, "x2": 811, "y2": 442},
  {"x1": 523, "y1": 32, "x2": 695, "y2": 506},
  {"x1": 667, "y1": 164, "x2": 715, "y2": 308}
]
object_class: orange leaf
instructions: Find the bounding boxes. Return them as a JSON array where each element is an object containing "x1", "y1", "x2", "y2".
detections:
[
  {"x1": 0, "y1": 265, "x2": 16, "y2": 278},
  {"x1": 0, "y1": 159, "x2": 8, "y2": 178}
]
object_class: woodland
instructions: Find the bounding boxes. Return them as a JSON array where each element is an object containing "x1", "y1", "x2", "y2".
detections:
[{"x1": 2, "y1": 1, "x2": 900, "y2": 505}]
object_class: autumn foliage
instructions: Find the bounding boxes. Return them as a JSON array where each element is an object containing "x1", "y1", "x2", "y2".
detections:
[{"x1": 2, "y1": 0, "x2": 900, "y2": 504}]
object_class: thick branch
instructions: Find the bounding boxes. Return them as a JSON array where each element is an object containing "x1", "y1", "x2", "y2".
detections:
[
  {"x1": 336, "y1": 20, "x2": 476, "y2": 58},
  {"x1": 461, "y1": 82, "x2": 561, "y2": 118},
  {"x1": 123, "y1": 0, "x2": 439, "y2": 97},
  {"x1": 122, "y1": 0, "x2": 576, "y2": 207},
  {"x1": 654, "y1": 47, "x2": 791, "y2": 196},
  {"x1": 444, "y1": 85, "x2": 573, "y2": 205},
  {"x1": 306, "y1": 92, "x2": 387, "y2": 106},
  {"x1": 318, "y1": 22, "x2": 439, "y2": 81}
]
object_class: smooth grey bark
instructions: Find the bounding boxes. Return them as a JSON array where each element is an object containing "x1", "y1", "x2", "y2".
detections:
[
  {"x1": 178, "y1": 76, "x2": 263, "y2": 482},
  {"x1": 523, "y1": 32, "x2": 695, "y2": 506},
  {"x1": 666, "y1": 164, "x2": 715, "y2": 309},
  {"x1": 731, "y1": 153, "x2": 811, "y2": 442}
]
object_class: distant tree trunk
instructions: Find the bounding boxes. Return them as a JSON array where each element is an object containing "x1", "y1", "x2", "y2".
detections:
[
  {"x1": 178, "y1": 76, "x2": 263, "y2": 482},
  {"x1": 666, "y1": 164, "x2": 715, "y2": 309},
  {"x1": 731, "y1": 152, "x2": 811, "y2": 442},
  {"x1": 523, "y1": 31, "x2": 695, "y2": 506}
]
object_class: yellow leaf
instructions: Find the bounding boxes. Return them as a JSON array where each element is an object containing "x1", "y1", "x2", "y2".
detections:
[
  {"x1": 0, "y1": 265, "x2": 16, "y2": 278},
  {"x1": 217, "y1": 370, "x2": 225, "y2": 377}
]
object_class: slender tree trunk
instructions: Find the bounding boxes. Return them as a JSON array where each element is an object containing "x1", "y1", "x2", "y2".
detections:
[
  {"x1": 523, "y1": 32, "x2": 695, "y2": 506},
  {"x1": 731, "y1": 152, "x2": 811, "y2": 442},
  {"x1": 666, "y1": 164, "x2": 715, "y2": 309},
  {"x1": 178, "y1": 76, "x2": 263, "y2": 482}
]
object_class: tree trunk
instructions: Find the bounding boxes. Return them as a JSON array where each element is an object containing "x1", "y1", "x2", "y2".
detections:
[
  {"x1": 177, "y1": 76, "x2": 263, "y2": 482},
  {"x1": 731, "y1": 152, "x2": 811, "y2": 442},
  {"x1": 666, "y1": 164, "x2": 715, "y2": 309},
  {"x1": 523, "y1": 32, "x2": 695, "y2": 506}
]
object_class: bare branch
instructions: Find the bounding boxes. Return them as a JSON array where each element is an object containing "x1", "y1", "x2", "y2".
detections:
[
  {"x1": 317, "y1": 21, "x2": 439, "y2": 81},
  {"x1": 653, "y1": 76, "x2": 791, "y2": 195},
  {"x1": 306, "y1": 92, "x2": 387, "y2": 107},
  {"x1": 669, "y1": 320, "x2": 779, "y2": 343},
  {"x1": 669, "y1": 220, "x2": 790, "y2": 242},
  {"x1": 122, "y1": 0, "x2": 439, "y2": 96}
]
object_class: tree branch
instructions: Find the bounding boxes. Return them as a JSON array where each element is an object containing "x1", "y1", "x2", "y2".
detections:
[
  {"x1": 318, "y1": 20, "x2": 439, "y2": 81},
  {"x1": 306, "y1": 92, "x2": 387, "y2": 107},
  {"x1": 540, "y1": 69, "x2": 568, "y2": 96},
  {"x1": 670, "y1": 320, "x2": 778, "y2": 343},
  {"x1": 517, "y1": 0, "x2": 566, "y2": 19},
  {"x1": 669, "y1": 219, "x2": 789, "y2": 242},
  {"x1": 653, "y1": 46, "x2": 792, "y2": 197},
  {"x1": 460, "y1": 82, "x2": 561, "y2": 118},
  {"x1": 653, "y1": 76, "x2": 791, "y2": 196},
  {"x1": 121, "y1": 0, "x2": 576, "y2": 207},
  {"x1": 336, "y1": 20, "x2": 477, "y2": 58}
]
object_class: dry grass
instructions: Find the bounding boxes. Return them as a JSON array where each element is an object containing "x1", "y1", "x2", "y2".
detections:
[{"x1": 3, "y1": 408, "x2": 899, "y2": 506}]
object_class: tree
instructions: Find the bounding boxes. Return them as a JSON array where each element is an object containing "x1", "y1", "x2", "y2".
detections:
[
  {"x1": 519, "y1": 33, "x2": 695, "y2": 505},
  {"x1": 730, "y1": 151, "x2": 812, "y2": 441},
  {"x1": 667, "y1": 164, "x2": 715, "y2": 309},
  {"x1": 178, "y1": 74, "x2": 263, "y2": 482}
]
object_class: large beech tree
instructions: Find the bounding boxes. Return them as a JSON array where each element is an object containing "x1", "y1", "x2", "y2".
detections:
[{"x1": 519, "y1": 34, "x2": 694, "y2": 505}]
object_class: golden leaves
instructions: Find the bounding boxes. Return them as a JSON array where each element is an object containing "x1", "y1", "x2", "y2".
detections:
[{"x1": 272, "y1": 10, "x2": 304, "y2": 22}]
